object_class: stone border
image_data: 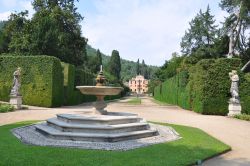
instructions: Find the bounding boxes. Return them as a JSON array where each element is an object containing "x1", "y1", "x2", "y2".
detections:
[{"x1": 12, "y1": 123, "x2": 181, "y2": 151}]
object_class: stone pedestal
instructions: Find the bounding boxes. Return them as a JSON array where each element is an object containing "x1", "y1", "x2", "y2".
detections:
[
  {"x1": 228, "y1": 102, "x2": 241, "y2": 116},
  {"x1": 9, "y1": 96, "x2": 22, "y2": 110},
  {"x1": 93, "y1": 95, "x2": 107, "y2": 115}
]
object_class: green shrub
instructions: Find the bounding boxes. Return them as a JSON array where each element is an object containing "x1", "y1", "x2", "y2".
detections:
[
  {"x1": 240, "y1": 73, "x2": 250, "y2": 114},
  {"x1": 0, "y1": 103, "x2": 14, "y2": 113},
  {"x1": 234, "y1": 114, "x2": 250, "y2": 121},
  {"x1": 0, "y1": 55, "x2": 64, "y2": 107},
  {"x1": 153, "y1": 71, "x2": 191, "y2": 110}
]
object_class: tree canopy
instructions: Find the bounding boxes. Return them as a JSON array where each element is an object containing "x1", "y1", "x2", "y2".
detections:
[{"x1": 0, "y1": 0, "x2": 87, "y2": 66}]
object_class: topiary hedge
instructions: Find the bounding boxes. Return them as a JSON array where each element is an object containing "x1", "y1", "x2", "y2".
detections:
[
  {"x1": 154, "y1": 71, "x2": 190, "y2": 110},
  {"x1": 188, "y1": 58, "x2": 242, "y2": 115},
  {"x1": 0, "y1": 55, "x2": 64, "y2": 107},
  {"x1": 154, "y1": 58, "x2": 250, "y2": 115},
  {"x1": 62, "y1": 63, "x2": 96, "y2": 106}
]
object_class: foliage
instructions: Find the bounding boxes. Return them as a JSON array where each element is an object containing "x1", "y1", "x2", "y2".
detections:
[
  {"x1": 181, "y1": 5, "x2": 218, "y2": 56},
  {"x1": 188, "y1": 58, "x2": 243, "y2": 115},
  {"x1": 86, "y1": 45, "x2": 158, "y2": 82},
  {"x1": 239, "y1": 73, "x2": 250, "y2": 114},
  {"x1": 234, "y1": 114, "x2": 250, "y2": 121},
  {"x1": 0, "y1": 121, "x2": 230, "y2": 166},
  {"x1": 136, "y1": 59, "x2": 140, "y2": 75},
  {"x1": 154, "y1": 71, "x2": 191, "y2": 110},
  {"x1": 0, "y1": 0, "x2": 87, "y2": 66},
  {"x1": 62, "y1": 63, "x2": 96, "y2": 105},
  {"x1": 219, "y1": 0, "x2": 250, "y2": 56},
  {"x1": 0, "y1": 103, "x2": 14, "y2": 113},
  {"x1": 153, "y1": 53, "x2": 184, "y2": 82},
  {"x1": 108, "y1": 50, "x2": 121, "y2": 81},
  {"x1": 87, "y1": 49, "x2": 102, "y2": 74},
  {"x1": 155, "y1": 58, "x2": 250, "y2": 115},
  {"x1": 0, "y1": 55, "x2": 64, "y2": 107}
]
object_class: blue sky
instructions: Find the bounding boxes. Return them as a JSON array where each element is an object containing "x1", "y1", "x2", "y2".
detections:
[{"x1": 0, "y1": 0, "x2": 227, "y2": 66}]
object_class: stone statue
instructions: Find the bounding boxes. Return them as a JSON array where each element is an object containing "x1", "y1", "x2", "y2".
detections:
[
  {"x1": 10, "y1": 67, "x2": 21, "y2": 96},
  {"x1": 229, "y1": 70, "x2": 240, "y2": 103}
]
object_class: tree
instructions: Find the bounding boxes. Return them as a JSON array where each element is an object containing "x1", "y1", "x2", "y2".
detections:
[
  {"x1": 220, "y1": 0, "x2": 250, "y2": 57},
  {"x1": 0, "y1": 0, "x2": 88, "y2": 66},
  {"x1": 1, "y1": 11, "x2": 31, "y2": 54},
  {"x1": 108, "y1": 50, "x2": 121, "y2": 81},
  {"x1": 181, "y1": 5, "x2": 218, "y2": 56},
  {"x1": 136, "y1": 59, "x2": 140, "y2": 75},
  {"x1": 95, "y1": 49, "x2": 102, "y2": 72},
  {"x1": 141, "y1": 59, "x2": 147, "y2": 77}
]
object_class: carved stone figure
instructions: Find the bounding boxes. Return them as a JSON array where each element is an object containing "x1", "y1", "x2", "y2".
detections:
[
  {"x1": 10, "y1": 67, "x2": 21, "y2": 96},
  {"x1": 229, "y1": 70, "x2": 240, "y2": 103}
]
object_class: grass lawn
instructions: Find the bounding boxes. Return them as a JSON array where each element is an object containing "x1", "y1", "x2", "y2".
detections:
[
  {"x1": 126, "y1": 97, "x2": 142, "y2": 105},
  {"x1": 0, "y1": 122, "x2": 230, "y2": 166}
]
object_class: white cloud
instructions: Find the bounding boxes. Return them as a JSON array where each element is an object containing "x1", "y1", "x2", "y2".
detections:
[
  {"x1": 0, "y1": 0, "x2": 34, "y2": 20},
  {"x1": 82, "y1": 0, "x2": 226, "y2": 66},
  {"x1": 0, "y1": 11, "x2": 11, "y2": 20}
]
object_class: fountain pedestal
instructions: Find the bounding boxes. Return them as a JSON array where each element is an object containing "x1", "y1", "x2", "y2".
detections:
[{"x1": 94, "y1": 96, "x2": 107, "y2": 115}]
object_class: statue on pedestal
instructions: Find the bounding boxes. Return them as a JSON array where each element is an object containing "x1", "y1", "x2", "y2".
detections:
[
  {"x1": 229, "y1": 70, "x2": 240, "y2": 103},
  {"x1": 10, "y1": 67, "x2": 21, "y2": 96},
  {"x1": 9, "y1": 67, "x2": 22, "y2": 110},
  {"x1": 228, "y1": 70, "x2": 241, "y2": 116}
]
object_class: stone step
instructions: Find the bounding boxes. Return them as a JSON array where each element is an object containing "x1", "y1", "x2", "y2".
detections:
[
  {"x1": 35, "y1": 123, "x2": 158, "y2": 142},
  {"x1": 57, "y1": 114, "x2": 142, "y2": 125},
  {"x1": 47, "y1": 118, "x2": 149, "y2": 134}
]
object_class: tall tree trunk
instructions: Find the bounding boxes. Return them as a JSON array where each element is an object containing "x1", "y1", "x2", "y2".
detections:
[{"x1": 227, "y1": 1, "x2": 243, "y2": 58}]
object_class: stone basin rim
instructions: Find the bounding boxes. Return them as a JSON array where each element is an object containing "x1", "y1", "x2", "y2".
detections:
[{"x1": 76, "y1": 86, "x2": 124, "y2": 89}]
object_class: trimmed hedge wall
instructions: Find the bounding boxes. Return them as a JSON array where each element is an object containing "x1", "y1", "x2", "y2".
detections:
[
  {"x1": 154, "y1": 71, "x2": 190, "y2": 110},
  {"x1": 154, "y1": 58, "x2": 250, "y2": 115},
  {"x1": 0, "y1": 56, "x2": 123, "y2": 107},
  {"x1": 188, "y1": 58, "x2": 241, "y2": 115},
  {"x1": 62, "y1": 63, "x2": 96, "y2": 106},
  {"x1": 0, "y1": 56, "x2": 64, "y2": 107}
]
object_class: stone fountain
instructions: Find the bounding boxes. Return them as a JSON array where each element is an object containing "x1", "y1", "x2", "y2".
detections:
[
  {"x1": 34, "y1": 67, "x2": 158, "y2": 143},
  {"x1": 12, "y1": 67, "x2": 180, "y2": 150}
]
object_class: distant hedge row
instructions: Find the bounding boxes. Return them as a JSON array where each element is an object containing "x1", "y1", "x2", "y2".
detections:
[
  {"x1": 154, "y1": 58, "x2": 250, "y2": 115},
  {"x1": 154, "y1": 71, "x2": 190, "y2": 110},
  {"x1": 0, "y1": 55, "x2": 96, "y2": 107},
  {"x1": 62, "y1": 63, "x2": 96, "y2": 105}
]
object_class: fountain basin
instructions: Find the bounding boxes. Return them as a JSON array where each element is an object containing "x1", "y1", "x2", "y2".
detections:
[{"x1": 76, "y1": 86, "x2": 123, "y2": 96}]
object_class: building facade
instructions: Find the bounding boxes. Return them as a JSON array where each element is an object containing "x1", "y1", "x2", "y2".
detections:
[{"x1": 129, "y1": 75, "x2": 149, "y2": 94}]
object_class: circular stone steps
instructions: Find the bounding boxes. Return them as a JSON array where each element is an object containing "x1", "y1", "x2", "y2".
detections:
[{"x1": 35, "y1": 113, "x2": 159, "y2": 142}]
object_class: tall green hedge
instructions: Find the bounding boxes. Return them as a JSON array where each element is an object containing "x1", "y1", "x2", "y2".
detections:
[
  {"x1": 0, "y1": 56, "x2": 63, "y2": 107},
  {"x1": 154, "y1": 71, "x2": 190, "y2": 110},
  {"x1": 62, "y1": 63, "x2": 96, "y2": 106},
  {"x1": 154, "y1": 58, "x2": 250, "y2": 115},
  {"x1": 188, "y1": 58, "x2": 241, "y2": 115}
]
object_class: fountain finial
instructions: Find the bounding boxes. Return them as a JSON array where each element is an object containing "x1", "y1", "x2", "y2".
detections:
[{"x1": 96, "y1": 65, "x2": 106, "y2": 86}]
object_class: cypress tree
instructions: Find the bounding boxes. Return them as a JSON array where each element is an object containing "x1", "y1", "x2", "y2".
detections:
[
  {"x1": 136, "y1": 59, "x2": 140, "y2": 75},
  {"x1": 95, "y1": 49, "x2": 102, "y2": 72},
  {"x1": 109, "y1": 50, "x2": 121, "y2": 80}
]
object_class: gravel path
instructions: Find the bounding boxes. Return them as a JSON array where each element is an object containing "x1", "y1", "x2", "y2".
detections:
[{"x1": 1, "y1": 97, "x2": 250, "y2": 165}]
